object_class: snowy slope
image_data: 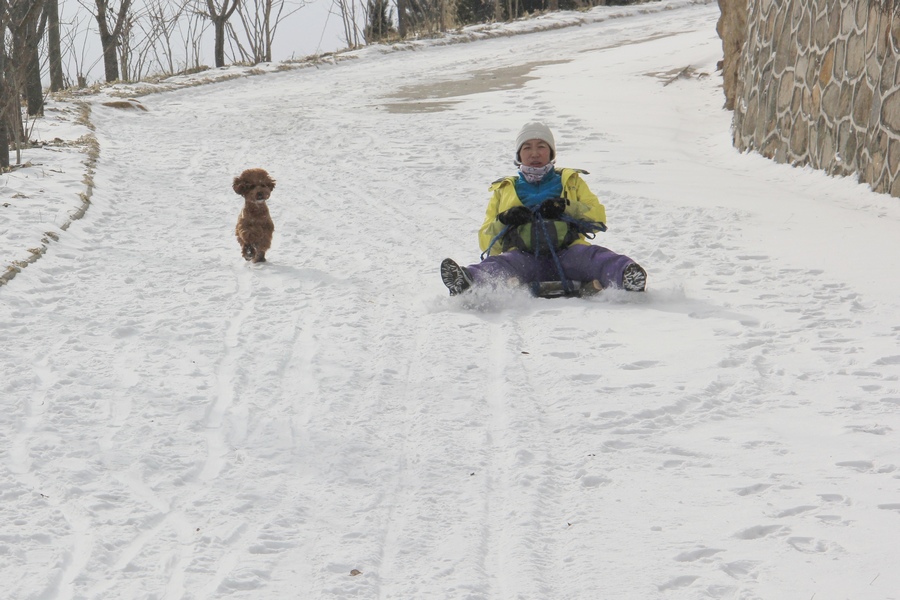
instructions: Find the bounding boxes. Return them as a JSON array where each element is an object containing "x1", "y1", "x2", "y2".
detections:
[{"x1": 2, "y1": 3, "x2": 900, "y2": 599}]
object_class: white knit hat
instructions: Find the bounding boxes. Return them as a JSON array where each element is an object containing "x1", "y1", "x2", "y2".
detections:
[{"x1": 515, "y1": 122, "x2": 556, "y2": 164}]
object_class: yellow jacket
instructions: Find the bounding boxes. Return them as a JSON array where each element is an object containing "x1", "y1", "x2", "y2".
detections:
[{"x1": 478, "y1": 168, "x2": 608, "y2": 255}]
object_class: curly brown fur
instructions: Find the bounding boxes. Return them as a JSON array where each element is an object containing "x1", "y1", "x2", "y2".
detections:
[{"x1": 233, "y1": 168, "x2": 275, "y2": 263}]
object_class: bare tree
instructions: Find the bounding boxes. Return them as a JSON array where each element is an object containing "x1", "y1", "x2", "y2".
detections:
[
  {"x1": 0, "y1": 0, "x2": 10, "y2": 168},
  {"x1": 116, "y1": 0, "x2": 196, "y2": 80},
  {"x1": 9, "y1": 0, "x2": 46, "y2": 116},
  {"x1": 332, "y1": 0, "x2": 362, "y2": 49},
  {"x1": 232, "y1": 0, "x2": 304, "y2": 64},
  {"x1": 116, "y1": 6, "x2": 136, "y2": 79},
  {"x1": 46, "y1": 0, "x2": 65, "y2": 91},
  {"x1": 203, "y1": 0, "x2": 240, "y2": 67},
  {"x1": 57, "y1": 9, "x2": 96, "y2": 87},
  {"x1": 173, "y1": 4, "x2": 199, "y2": 70},
  {"x1": 0, "y1": 0, "x2": 43, "y2": 165},
  {"x1": 180, "y1": 4, "x2": 209, "y2": 73},
  {"x1": 140, "y1": 0, "x2": 192, "y2": 76},
  {"x1": 80, "y1": 0, "x2": 133, "y2": 82},
  {"x1": 115, "y1": 3, "x2": 177, "y2": 81}
]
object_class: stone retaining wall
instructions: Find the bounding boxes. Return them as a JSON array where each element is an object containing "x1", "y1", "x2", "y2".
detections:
[
  {"x1": 716, "y1": 0, "x2": 747, "y2": 111},
  {"x1": 729, "y1": 0, "x2": 900, "y2": 196}
]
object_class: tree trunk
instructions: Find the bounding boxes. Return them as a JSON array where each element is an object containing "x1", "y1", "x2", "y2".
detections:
[
  {"x1": 0, "y1": 120, "x2": 9, "y2": 169},
  {"x1": 264, "y1": 1, "x2": 272, "y2": 63},
  {"x1": 8, "y1": 0, "x2": 45, "y2": 116},
  {"x1": 206, "y1": 0, "x2": 240, "y2": 68},
  {"x1": 397, "y1": 0, "x2": 406, "y2": 37},
  {"x1": 0, "y1": 0, "x2": 9, "y2": 170},
  {"x1": 100, "y1": 33, "x2": 120, "y2": 81},
  {"x1": 28, "y1": 2, "x2": 48, "y2": 115},
  {"x1": 25, "y1": 46, "x2": 42, "y2": 116},
  {"x1": 94, "y1": 0, "x2": 120, "y2": 81},
  {"x1": 214, "y1": 18, "x2": 226, "y2": 67},
  {"x1": 47, "y1": 0, "x2": 64, "y2": 91},
  {"x1": 93, "y1": 0, "x2": 133, "y2": 82}
]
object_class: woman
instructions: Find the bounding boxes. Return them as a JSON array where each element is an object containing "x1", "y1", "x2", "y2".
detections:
[{"x1": 440, "y1": 121, "x2": 646, "y2": 296}]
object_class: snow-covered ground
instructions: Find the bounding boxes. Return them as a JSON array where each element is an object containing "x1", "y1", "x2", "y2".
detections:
[{"x1": 3, "y1": 2, "x2": 900, "y2": 598}]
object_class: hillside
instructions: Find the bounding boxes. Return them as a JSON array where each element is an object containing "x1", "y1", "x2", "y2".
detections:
[{"x1": 2, "y1": 3, "x2": 900, "y2": 599}]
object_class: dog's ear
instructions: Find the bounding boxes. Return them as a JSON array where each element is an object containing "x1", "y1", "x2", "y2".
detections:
[
  {"x1": 233, "y1": 176, "x2": 246, "y2": 196},
  {"x1": 268, "y1": 178, "x2": 276, "y2": 191}
]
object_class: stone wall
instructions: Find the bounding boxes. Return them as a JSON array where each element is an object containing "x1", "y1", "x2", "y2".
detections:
[
  {"x1": 730, "y1": 0, "x2": 900, "y2": 196},
  {"x1": 716, "y1": 0, "x2": 747, "y2": 110}
]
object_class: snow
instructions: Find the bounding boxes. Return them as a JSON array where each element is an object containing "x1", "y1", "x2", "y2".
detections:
[{"x1": 3, "y1": 1, "x2": 900, "y2": 598}]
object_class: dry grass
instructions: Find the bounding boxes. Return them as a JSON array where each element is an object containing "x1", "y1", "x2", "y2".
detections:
[
  {"x1": 101, "y1": 100, "x2": 148, "y2": 111},
  {"x1": 0, "y1": 103, "x2": 99, "y2": 286}
]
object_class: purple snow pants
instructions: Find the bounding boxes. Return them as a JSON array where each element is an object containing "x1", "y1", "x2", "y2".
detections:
[{"x1": 468, "y1": 245, "x2": 637, "y2": 289}]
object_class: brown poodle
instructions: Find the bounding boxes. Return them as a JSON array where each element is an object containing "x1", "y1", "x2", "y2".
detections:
[{"x1": 232, "y1": 168, "x2": 275, "y2": 263}]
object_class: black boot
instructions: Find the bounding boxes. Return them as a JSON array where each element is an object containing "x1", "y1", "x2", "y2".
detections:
[
  {"x1": 440, "y1": 258, "x2": 474, "y2": 296},
  {"x1": 622, "y1": 263, "x2": 647, "y2": 292}
]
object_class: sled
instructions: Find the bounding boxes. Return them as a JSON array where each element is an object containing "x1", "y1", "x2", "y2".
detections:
[{"x1": 531, "y1": 279, "x2": 603, "y2": 299}]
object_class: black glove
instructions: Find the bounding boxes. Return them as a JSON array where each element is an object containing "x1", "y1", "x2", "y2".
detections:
[
  {"x1": 497, "y1": 206, "x2": 532, "y2": 226},
  {"x1": 538, "y1": 197, "x2": 567, "y2": 219}
]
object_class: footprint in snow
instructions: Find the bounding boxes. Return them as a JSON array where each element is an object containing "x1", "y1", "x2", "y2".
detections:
[
  {"x1": 817, "y1": 493, "x2": 851, "y2": 506},
  {"x1": 835, "y1": 460, "x2": 874, "y2": 472},
  {"x1": 733, "y1": 524, "x2": 784, "y2": 540},
  {"x1": 772, "y1": 505, "x2": 817, "y2": 518},
  {"x1": 621, "y1": 360, "x2": 660, "y2": 370},
  {"x1": 720, "y1": 560, "x2": 760, "y2": 579},
  {"x1": 732, "y1": 483, "x2": 771, "y2": 496},
  {"x1": 657, "y1": 575, "x2": 698, "y2": 591},
  {"x1": 875, "y1": 355, "x2": 900, "y2": 365},
  {"x1": 846, "y1": 424, "x2": 892, "y2": 435},
  {"x1": 673, "y1": 547, "x2": 723, "y2": 562},
  {"x1": 787, "y1": 536, "x2": 835, "y2": 554}
]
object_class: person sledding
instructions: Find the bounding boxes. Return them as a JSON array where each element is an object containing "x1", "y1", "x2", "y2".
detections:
[{"x1": 441, "y1": 121, "x2": 647, "y2": 297}]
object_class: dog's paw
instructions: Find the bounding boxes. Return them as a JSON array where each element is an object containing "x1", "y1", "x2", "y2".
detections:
[{"x1": 242, "y1": 244, "x2": 255, "y2": 260}]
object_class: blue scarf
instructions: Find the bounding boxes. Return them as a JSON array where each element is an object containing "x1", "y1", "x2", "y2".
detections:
[{"x1": 514, "y1": 169, "x2": 563, "y2": 208}]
